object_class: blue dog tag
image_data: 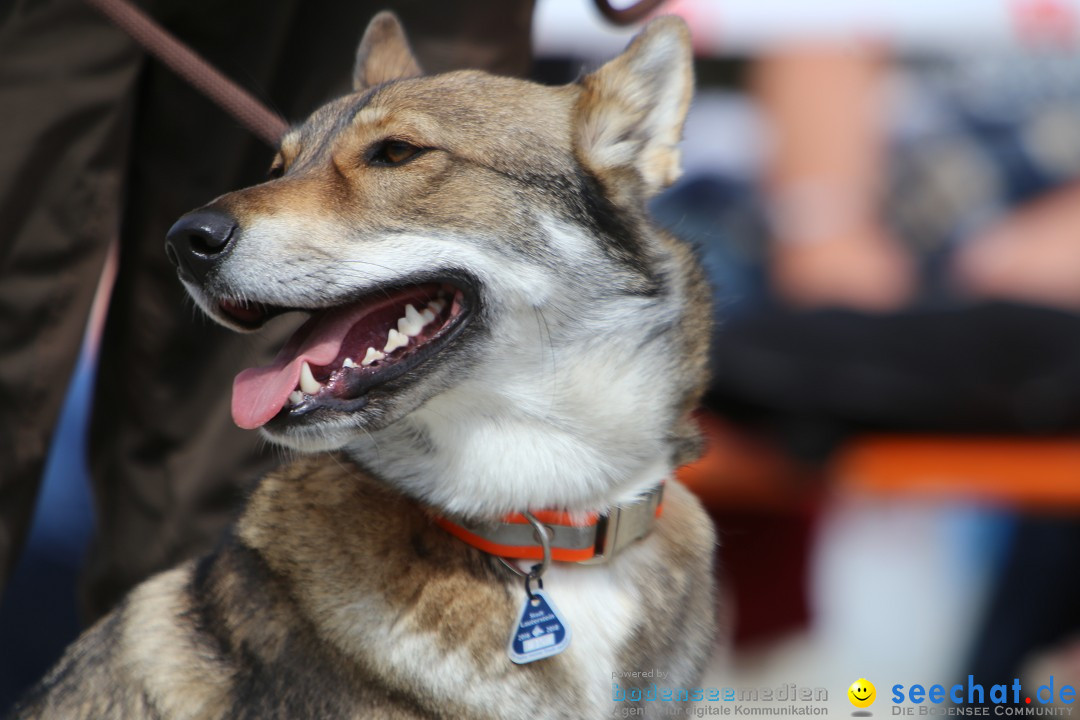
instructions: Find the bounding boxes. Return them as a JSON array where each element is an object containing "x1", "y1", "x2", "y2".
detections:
[{"x1": 507, "y1": 588, "x2": 572, "y2": 664}]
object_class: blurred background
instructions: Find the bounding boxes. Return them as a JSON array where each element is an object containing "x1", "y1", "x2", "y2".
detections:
[{"x1": 4, "y1": 0, "x2": 1080, "y2": 713}]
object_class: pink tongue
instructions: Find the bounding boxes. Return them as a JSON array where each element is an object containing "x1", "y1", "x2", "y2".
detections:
[{"x1": 232, "y1": 306, "x2": 366, "y2": 429}]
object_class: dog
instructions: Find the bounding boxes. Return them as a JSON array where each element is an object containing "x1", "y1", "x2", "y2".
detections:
[{"x1": 10, "y1": 12, "x2": 716, "y2": 719}]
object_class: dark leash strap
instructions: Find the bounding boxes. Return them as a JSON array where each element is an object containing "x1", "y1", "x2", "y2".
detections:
[
  {"x1": 592, "y1": 0, "x2": 667, "y2": 26},
  {"x1": 84, "y1": 0, "x2": 666, "y2": 148},
  {"x1": 82, "y1": 0, "x2": 288, "y2": 147}
]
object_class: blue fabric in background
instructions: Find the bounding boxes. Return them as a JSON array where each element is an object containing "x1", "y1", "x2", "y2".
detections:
[{"x1": 0, "y1": 349, "x2": 96, "y2": 713}]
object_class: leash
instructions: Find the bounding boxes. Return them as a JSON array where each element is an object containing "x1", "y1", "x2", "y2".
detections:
[
  {"x1": 592, "y1": 0, "x2": 667, "y2": 25},
  {"x1": 82, "y1": 0, "x2": 288, "y2": 147}
]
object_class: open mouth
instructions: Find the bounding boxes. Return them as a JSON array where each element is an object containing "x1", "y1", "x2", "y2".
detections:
[{"x1": 227, "y1": 281, "x2": 471, "y2": 430}]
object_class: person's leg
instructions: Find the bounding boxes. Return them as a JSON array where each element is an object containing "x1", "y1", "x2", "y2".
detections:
[
  {"x1": 81, "y1": 0, "x2": 302, "y2": 621},
  {"x1": 953, "y1": 183, "x2": 1080, "y2": 309},
  {"x1": 967, "y1": 517, "x2": 1080, "y2": 690},
  {"x1": 754, "y1": 48, "x2": 915, "y2": 311},
  {"x1": 0, "y1": 0, "x2": 140, "y2": 598}
]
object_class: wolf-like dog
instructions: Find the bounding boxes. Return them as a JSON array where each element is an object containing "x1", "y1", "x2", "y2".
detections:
[{"x1": 10, "y1": 12, "x2": 716, "y2": 719}]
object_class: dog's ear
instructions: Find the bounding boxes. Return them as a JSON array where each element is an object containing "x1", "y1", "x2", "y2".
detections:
[
  {"x1": 575, "y1": 16, "x2": 693, "y2": 196},
  {"x1": 353, "y1": 11, "x2": 423, "y2": 91}
]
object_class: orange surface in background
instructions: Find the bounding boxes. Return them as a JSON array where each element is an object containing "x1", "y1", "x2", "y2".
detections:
[
  {"x1": 833, "y1": 435, "x2": 1080, "y2": 509},
  {"x1": 678, "y1": 413, "x2": 1080, "y2": 513}
]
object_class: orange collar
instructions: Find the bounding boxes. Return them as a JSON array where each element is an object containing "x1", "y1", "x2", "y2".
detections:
[{"x1": 434, "y1": 483, "x2": 664, "y2": 564}]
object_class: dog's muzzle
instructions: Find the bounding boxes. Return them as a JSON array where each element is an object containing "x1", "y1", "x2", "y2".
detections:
[{"x1": 165, "y1": 207, "x2": 238, "y2": 285}]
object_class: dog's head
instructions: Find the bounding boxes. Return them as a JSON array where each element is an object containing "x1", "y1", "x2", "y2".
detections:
[{"x1": 166, "y1": 12, "x2": 710, "y2": 516}]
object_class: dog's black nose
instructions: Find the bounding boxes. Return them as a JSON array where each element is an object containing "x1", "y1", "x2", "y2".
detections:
[{"x1": 165, "y1": 208, "x2": 239, "y2": 284}]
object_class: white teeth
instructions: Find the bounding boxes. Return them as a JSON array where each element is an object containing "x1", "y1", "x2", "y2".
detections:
[
  {"x1": 342, "y1": 357, "x2": 358, "y2": 369},
  {"x1": 429, "y1": 298, "x2": 446, "y2": 314},
  {"x1": 384, "y1": 328, "x2": 408, "y2": 353},
  {"x1": 398, "y1": 304, "x2": 425, "y2": 337},
  {"x1": 288, "y1": 390, "x2": 303, "y2": 405},
  {"x1": 299, "y1": 361, "x2": 321, "y2": 395},
  {"x1": 421, "y1": 308, "x2": 436, "y2": 324},
  {"x1": 406, "y1": 303, "x2": 424, "y2": 324},
  {"x1": 361, "y1": 347, "x2": 385, "y2": 366}
]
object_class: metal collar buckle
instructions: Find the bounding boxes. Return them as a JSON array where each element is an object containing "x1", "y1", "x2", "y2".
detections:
[{"x1": 579, "y1": 483, "x2": 664, "y2": 564}]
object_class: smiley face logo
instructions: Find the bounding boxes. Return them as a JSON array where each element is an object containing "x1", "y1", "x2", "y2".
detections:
[{"x1": 848, "y1": 678, "x2": 876, "y2": 708}]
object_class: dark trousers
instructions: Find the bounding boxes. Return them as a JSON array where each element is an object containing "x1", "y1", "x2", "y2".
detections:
[{"x1": 0, "y1": 0, "x2": 533, "y2": 621}]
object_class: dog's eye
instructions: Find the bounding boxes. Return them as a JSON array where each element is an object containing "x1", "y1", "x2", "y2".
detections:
[
  {"x1": 267, "y1": 156, "x2": 285, "y2": 180},
  {"x1": 368, "y1": 140, "x2": 423, "y2": 167}
]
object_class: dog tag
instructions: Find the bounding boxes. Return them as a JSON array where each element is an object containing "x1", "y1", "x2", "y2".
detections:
[{"x1": 507, "y1": 587, "x2": 572, "y2": 664}]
